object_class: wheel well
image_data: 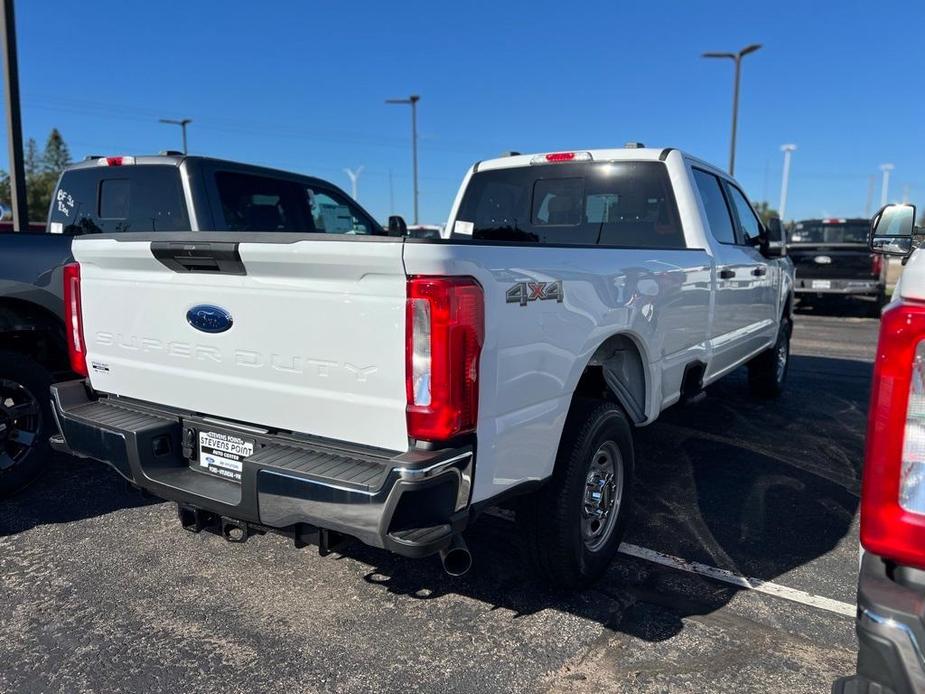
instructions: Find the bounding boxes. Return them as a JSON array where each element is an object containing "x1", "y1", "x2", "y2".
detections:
[
  {"x1": 0, "y1": 298, "x2": 69, "y2": 374},
  {"x1": 572, "y1": 333, "x2": 647, "y2": 425}
]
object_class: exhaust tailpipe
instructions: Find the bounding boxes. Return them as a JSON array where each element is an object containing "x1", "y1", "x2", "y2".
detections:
[{"x1": 439, "y1": 535, "x2": 472, "y2": 577}]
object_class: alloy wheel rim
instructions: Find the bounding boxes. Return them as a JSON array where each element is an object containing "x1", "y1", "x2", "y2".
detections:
[
  {"x1": 0, "y1": 379, "x2": 41, "y2": 471},
  {"x1": 776, "y1": 338, "x2": 789, "y2": 383},
  {"x1": 581, "y1": 441, "x2": 624, "y2": 552}
]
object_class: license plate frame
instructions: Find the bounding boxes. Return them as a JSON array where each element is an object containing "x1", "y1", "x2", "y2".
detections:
[
  {"x1": 811, "y1": 279, "x2": 832, "y2": 289},
  {"x1": 196, "y1": 429, "x2": 255, "y2": 484}
]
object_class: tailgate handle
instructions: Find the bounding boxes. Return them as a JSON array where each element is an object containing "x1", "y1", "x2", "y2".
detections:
[{"x1": 151, "y1": 242, "x2": 246, "y2": 275}]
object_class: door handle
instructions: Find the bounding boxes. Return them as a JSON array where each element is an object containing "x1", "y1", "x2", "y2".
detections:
[
  {"x1": 752, "y1": 266, "x2": 767, "y2": 277},
  {"x1": 718, "y1": 269, "x2": 735, "y2": 280}
]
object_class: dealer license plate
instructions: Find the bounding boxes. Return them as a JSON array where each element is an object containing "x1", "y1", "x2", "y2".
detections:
[{"x1": 197, "y1": 430, "x2": 254, "y2": 483}]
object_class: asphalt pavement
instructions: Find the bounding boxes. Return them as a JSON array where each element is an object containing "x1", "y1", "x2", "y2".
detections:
[{"x1": 0, "y1": 308, "x2": 877, "y2": 693}]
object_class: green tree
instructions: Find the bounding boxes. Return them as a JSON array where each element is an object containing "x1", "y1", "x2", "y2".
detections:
[
  {"x1": 753, "y1": 200, "x2": 779, "y2": 226},
  {"x1": 42, "y1": 128, "x2": 71, "y2": 174},
  {"x1": 24, "y1": 138, "x2": 38, "y2": 178},
  {"x1": 0, "y1": 129, "x2": 73, "y2": 222}
]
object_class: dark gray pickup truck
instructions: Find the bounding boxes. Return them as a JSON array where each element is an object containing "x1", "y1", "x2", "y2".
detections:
[
  {"x1": 0, "y1": 224, "x2": 72, "y2": 494},
  {"x1": 0, "y1": 153, "x2": 387, "y2": 495},
  {"x1": 789, "y1": 218, "x2": 887, "y2": 315}
]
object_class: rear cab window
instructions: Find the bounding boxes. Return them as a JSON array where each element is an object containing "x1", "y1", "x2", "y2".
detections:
[
  {"x1": 49, "y1": 164, "x2": 189, "y2": 234},
  {"x1": 790, "y1": 221, "x2": 869, "y2": 244},
  {"x1": 452, "y1": 161, "x2": 686, "y2": 248}
]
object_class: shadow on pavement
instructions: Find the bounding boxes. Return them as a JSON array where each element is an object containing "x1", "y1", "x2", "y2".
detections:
[
  {"x1": 2, "y1": 354, "x2": 867, "y2": 644},
  {"x1": 0, "y1": 453, "x2": 160, "y2": 537},
  {"x1": 334, "y1": 354, "x2": 868, "y2": 642}
]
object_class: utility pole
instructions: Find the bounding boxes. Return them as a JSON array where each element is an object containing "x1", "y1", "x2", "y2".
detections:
[
  {"x1": 385, "y1": 95, "x2": 420, "y2": 224},
  {"x1": 778, "y1": 144, "x2": 796, "y2": 223},
  {"x1": 702, "y1": 43, "x2": 762, "y2": 176},
  {"x1": 159, "y1": 118, "x2": 192, "y2": 154},
  {"x1": 343, "y1": 166, "x2": 364, "y2": 201},
  {"x1": 880, "y1": 163, "x2": 894, "y2": 206},
  {"x1": 1, "y1": 0, "x2": 27, "y2": 230}
]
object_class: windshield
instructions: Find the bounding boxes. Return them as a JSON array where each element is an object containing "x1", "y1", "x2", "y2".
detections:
[
  {"x1": 789, "y1": 221, "x2": 869, "y2": 244},
  {"x1": 453, "y1": 161, "x2": 685, "y2": 248}
]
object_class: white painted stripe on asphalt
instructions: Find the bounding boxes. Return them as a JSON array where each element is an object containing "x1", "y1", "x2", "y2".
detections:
[{"x1": 618, "y1": 543, "x2": 857, "y2": 618}]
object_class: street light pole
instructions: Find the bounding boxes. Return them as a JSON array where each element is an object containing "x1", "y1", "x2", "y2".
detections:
[
  {"x1": 702, "y1": 43, "x2": 762, "y2": 176},
  {"x1": 1, "y1": 0, "x2": 27, "y2": 230},
  {"x1": 344, "y1": 166, "x2": 364, "y2": 201},
  {"x1": 778, "y1": 144, "x2": 797, "y2": 223},
  {"x1": 879, "y1": 163, "x2": 894, "y2": 206},
  {"x1": 385, "y1": 95, "x2": 420, "y2": 224},
  {"x1": 159, "y1": 118, "x2": 192, "y2": 154}
]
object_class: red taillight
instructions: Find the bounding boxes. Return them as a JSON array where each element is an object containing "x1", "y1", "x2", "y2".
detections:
[
  {"x1": 63, "y1": 262, "x2": 88, "y2": 376},
  {"x1": 406, "y1": 276, "x2": 484, "y2": 442},
  {"x1": 531, "y1": 151, "x2": 593, "y2": 165},
  {"x1": 871, "y1": 253, "x2": 884, "y2": 277},
  {"x1": 861, "y1": 300, "x2": 925, "y2": 568}
]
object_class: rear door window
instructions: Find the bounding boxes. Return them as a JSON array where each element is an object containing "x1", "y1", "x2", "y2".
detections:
[
  {"x1": 210, "y1": 170, "x2": 380, "y2": 234},
  {"x1": 49, "y1": 165, "x2": 189, "y2": 234},
  {"x1": 214, "y1": 171, "x2": 307, "y2": 232},
  {"x1": 453, "y1": 161, "x2": 685, "y2": 247}
]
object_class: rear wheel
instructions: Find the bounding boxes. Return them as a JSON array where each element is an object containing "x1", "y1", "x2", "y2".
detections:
[
  {"x1": 0, "y1": 351, "x2": 54, "y2": 496},
  {"x1": 748, "y1": 315, "x2": 791, "y2": 399},
  {"x1": 867, "y1": 287, "x2": 887, "y2": 318},
  {"x1": 517, "y1": 400, "x2": 634, "y2": 588}
]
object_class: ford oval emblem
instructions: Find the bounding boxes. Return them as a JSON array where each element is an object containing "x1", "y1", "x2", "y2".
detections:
[{"x1": 187, "y1": 305, "x2": 233, "y2": 333}]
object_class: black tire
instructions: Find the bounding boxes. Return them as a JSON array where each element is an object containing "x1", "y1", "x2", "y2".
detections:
[
  {"x1": 748, "y1": 315, "x2": 792, "y2": 399},
  {"x1": 0, "y1": 350, "x2": 54, "y2": 497},
  {"x1": 867, "y1": 288, "x2": 887, "y2": 318},
  {"x1": 517, "y1": 399, "x2": 634, "y2": 588}
]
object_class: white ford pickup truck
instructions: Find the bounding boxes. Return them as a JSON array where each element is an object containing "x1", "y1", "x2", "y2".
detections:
[{"x1": 51, "y1": 147, "x2": 794, "y2": 586}]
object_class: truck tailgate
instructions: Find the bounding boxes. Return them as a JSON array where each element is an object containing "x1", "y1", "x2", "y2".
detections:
[{"x1": 72, "y1": 236, "x2": 408, "y2": 452}]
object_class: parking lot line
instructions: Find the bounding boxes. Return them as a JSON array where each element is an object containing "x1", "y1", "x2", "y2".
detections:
[{"x1": 618, "y1": 542, "x2": 857, "y2": 618}]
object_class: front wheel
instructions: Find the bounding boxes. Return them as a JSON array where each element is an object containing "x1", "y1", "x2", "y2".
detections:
[
  {"x1": 748, "y1": 315, "x2": 792, "y2": 399},
  {"x1": 517, "y1": 400, "x2": 634, "y2": 588}
]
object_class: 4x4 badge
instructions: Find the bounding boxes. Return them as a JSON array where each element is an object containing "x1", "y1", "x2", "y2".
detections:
[{"x1": 506, "y1": 280, "x2": 564, "y2": 306}]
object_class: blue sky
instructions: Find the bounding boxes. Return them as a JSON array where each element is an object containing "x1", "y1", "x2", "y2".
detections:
[{"x1": 12, "y1": 0, "x2": 925, "y2": 224}]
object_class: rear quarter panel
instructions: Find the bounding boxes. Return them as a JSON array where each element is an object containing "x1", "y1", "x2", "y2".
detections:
[{"x1": 402, "y1": 241, "x2": 712, "y2": 503}]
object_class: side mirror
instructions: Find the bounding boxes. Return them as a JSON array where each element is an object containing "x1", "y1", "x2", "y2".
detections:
[
  {"x1": 749, "y1": 217, "x2": 785, "y2": 258},
  {"x1": 762, "y1": 217, "x2": 786, "y2": 257},
  {"x1": 870, "y1": 203, "x2": 916, "y2": 257},
  {"x1": 766, "y1": 216, "x2": 783, "y2": 244},
  {"x1": 387, "y1": 215, "x2": 408, "y2": 237}
]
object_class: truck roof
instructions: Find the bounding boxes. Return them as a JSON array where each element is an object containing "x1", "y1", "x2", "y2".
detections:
[
  {"x1": 473, "y1": 146, "x2": 717, "y2": 172},
  {"x1": 66, "y1": 154, "x2": 325, "y2": 184}
]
